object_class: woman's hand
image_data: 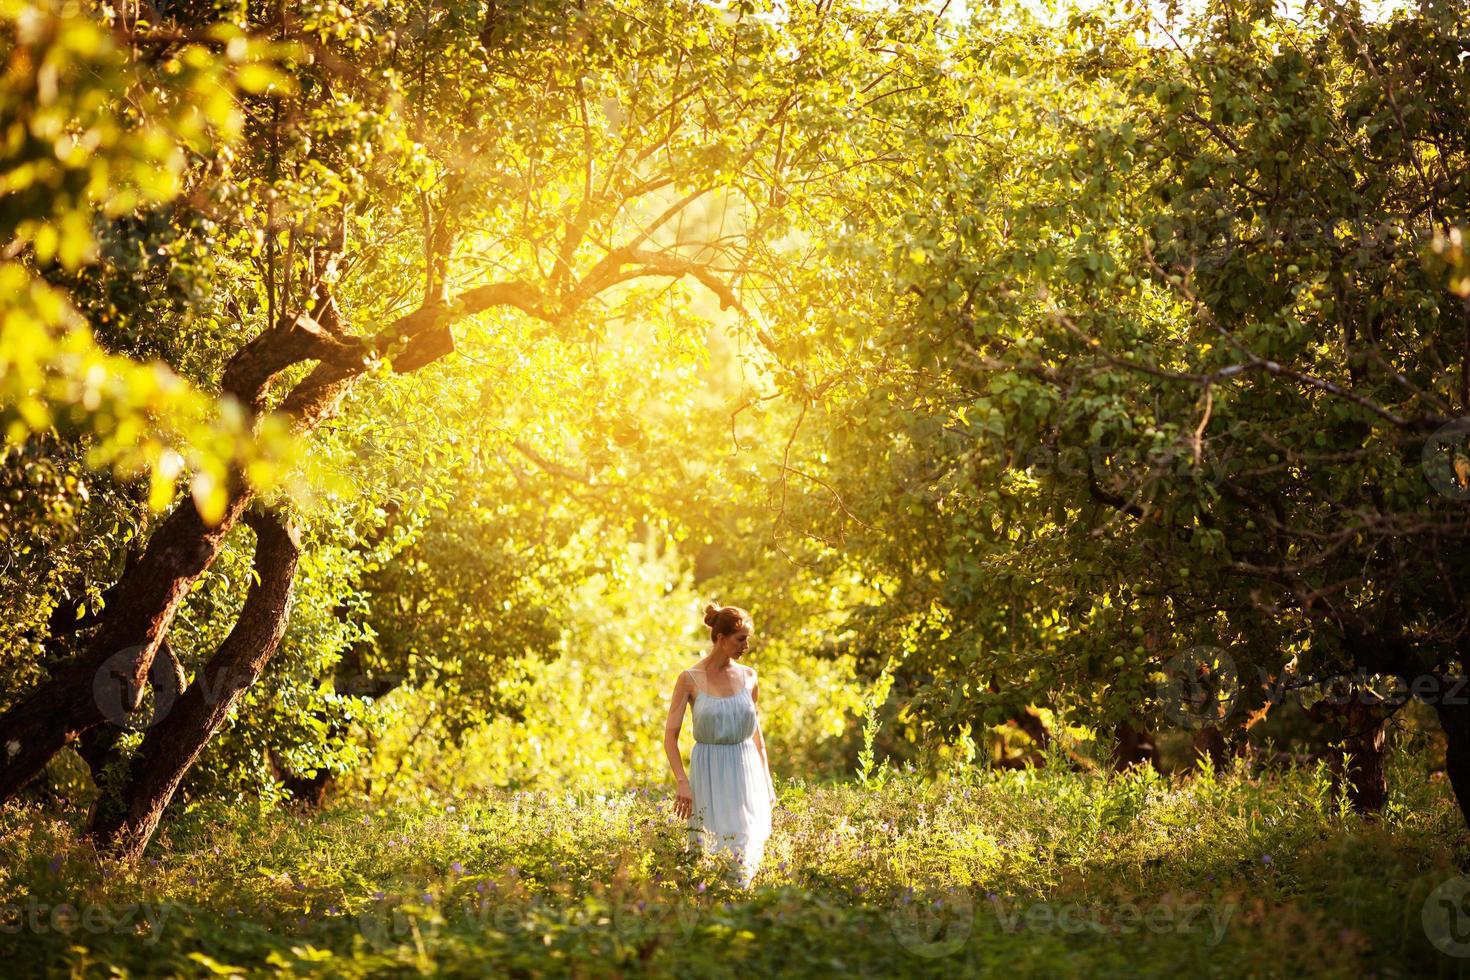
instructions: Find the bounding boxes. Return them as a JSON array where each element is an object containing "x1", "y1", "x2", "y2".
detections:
[{"x1": 674, "y1": 777, "x2": 693, "y2": 820}]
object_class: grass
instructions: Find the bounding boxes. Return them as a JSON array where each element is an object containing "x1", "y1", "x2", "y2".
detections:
[{"x1": 1, "y1": 750, "x2": 1467, "y2": 978}]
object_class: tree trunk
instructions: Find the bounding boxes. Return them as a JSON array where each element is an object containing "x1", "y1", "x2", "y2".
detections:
[
  {"x1": 1304, "y1": 688, "x2": 1390, "y2": 815},
  {"x1": 1340, "y1": 699, "x2": 1388, "y2": 814},
  {"x1": 1112, "y1": 721, "x2": 1159, "y2": 771},
  {"x1": 1436, "y1": 693, "x2": 1470, "y2": 830},
  {"x1": 86, "y1": 510, "x2": 300, "y2": 860},
  {"x1": 0, "y1": 488, "x2": 253, "y2": 801},
  {"x1": 1191, "y1": 725, "x2": 1229, "y2": 771},
  {"x1": 0, "y1": 310, "x2": 367, "y2": 803},
  {"x1": 267, "y1": 747, "x2": 334, "y2": 808},
  {"x1": 76, "y1": 641, "x2": 185, "y2": 782}
]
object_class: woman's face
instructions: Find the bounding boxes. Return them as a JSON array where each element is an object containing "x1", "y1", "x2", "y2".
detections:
[{"x1": 718, "y1": 625, "x2": 752, "y2": 660}]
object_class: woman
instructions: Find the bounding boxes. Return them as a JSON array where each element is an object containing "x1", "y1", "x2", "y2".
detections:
[{"x1": 663, "y1": 603, "x2": 776, "y2": 888}]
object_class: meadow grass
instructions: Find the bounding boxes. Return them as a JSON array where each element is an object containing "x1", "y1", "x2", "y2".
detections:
[{"x1": 1, "y1": 751, "x2": 1466, "y2": 978}]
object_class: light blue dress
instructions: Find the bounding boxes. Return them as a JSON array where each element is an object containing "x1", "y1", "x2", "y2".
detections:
[{"x1": 683, "y1": 665, "x2": 772, "y2": 887}]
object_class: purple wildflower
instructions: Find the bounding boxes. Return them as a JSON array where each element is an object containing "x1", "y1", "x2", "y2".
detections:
[
  {"x1": 451, "y1": 861, "x2": 463, "y2": 875},
  {"x1": 696, "y1": 882, "x2": 707, "y2": 893}
]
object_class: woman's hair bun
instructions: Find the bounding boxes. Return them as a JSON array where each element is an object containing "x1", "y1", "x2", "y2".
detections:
[{"x1": 702, "y1": 602, "x2": 752, "y2": 643}]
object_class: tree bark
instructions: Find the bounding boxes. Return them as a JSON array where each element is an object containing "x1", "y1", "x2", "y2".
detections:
[
  {"x1": 1191, "y1": 725, "x2": 1229, "y2": 771},
  {"x1": 1340, "y1": 698, "x2": 1388, "y2": 813},
  {"x1": 0, "y1": 487, "x2": 253, "y2": 801},
  {"x1": 86, "y1": 509, "x2": 300, "y2": 860},
  {"x1": 1346, "y1": 705, "x2": 1387, "y2": 811},
  {"x1": 1304, "y1": 688, "x2": 1390, "y2": 814},
  {"x1": 1112, "y1": 720, "x2": 1159, "y2": 771},
  {"x1": 75, "y1": 641, "x2": 185, "y2": 782},
  {"x1": 1436, "y1": 693, "x2": 1470, "y2": 830}
]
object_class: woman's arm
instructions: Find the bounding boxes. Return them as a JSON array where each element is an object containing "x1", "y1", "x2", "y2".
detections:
[
  {"x1": 749, "y1": 669, "x2": 777, "y2": 806},
  {"x1": 664, "y1": 670, "x2": 693, "y2": 820}
]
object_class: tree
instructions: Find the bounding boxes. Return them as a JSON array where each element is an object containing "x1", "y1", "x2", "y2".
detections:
[
  {"x1": 1, "y1": 0, "x2": 928, "y2": 857},
  {"x1": 747, "y1": 0, "x2": 1470, "y2": 820}
]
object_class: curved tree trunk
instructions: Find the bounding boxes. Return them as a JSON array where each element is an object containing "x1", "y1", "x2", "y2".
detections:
[
  {"x1": 76, "y1": 641, "x2": 185, "y2": 782},
  {"x1": 86, "y1": 510, "x2": 300, "y2": 860},
  {"x1": 0, "y1": 194, "x2": 742, "y2": 807},
  {"x1": 0, "y1": 310, "x2": 376, "y2": 803},
  {"x1": 0, "y1": 488, "x2": 253, "y2": 801}
]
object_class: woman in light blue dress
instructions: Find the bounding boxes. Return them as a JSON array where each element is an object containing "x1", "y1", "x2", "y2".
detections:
[{"x1": 663, "y1": 603, "x2": 775, "y2": 888}]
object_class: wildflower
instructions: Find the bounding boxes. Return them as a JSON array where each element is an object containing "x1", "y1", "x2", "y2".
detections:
[
  {"x1": 327, "y1": 906, "x2": 338, "y2": 915},
  {"x1": 373, "y1": 891, "x2": 385, "y2": 900},
  {"x1": 636, "y1": 900, "x2": 646, "y2": 912},
  {"x1": 188, "y1": 876, "x2": 198, "y2": 886},
  {"x1": 451, "y1": 861, "x2": 463, "y2": 875},
  {"x1": 1262, "y1": 854, "x2": 1273, "y2": 865},
  {"x1": 696, "y1": 882, "x2": 707, "y2": 893}
]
